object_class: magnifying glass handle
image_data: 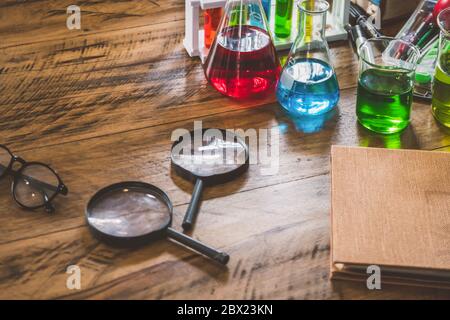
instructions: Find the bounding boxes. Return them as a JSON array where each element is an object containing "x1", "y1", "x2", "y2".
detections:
[
  {"x1": 182, "y1": 178, "x2": 204, "y2": 231},
  {"x1": 167, "y1": 228, "x2": 230, "y2": 265}
]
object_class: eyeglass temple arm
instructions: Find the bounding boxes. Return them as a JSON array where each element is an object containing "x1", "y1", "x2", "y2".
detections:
[
  {"x1": 42, "y1": 192, "x2": 55, "y2": 213},
  {"x1": 0, "y1": 164, "x2": 68, "y2": 195}
]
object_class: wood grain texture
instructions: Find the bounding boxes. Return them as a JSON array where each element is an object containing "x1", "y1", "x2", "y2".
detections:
[
  {"x1": 0, "y1": 0, "x2": 185, "y2": 48},
  {"x1": 0, "y1": 1, "x2": 449, "y2": 299}
]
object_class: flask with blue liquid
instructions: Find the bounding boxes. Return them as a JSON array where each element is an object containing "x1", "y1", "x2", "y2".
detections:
[{"x1": 277, "y1": 0, "x2": 339, "y2": 116}]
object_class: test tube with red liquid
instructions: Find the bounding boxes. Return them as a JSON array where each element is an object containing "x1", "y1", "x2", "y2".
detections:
[
  {"x1": 205, "y1": 8, "x2": 223, "y2": 49},
  {"x1": 395, "y1": 0, "x2": 450, "y2": 57}
]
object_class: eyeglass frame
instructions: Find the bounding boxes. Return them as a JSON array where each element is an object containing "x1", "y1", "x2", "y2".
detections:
[{"x1": 0, "y1": 144, "x2": 68, "y2": 213}]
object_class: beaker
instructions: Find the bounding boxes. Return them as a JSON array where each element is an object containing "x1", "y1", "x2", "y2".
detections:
[
  {"x1": 432, "y1": 7, "x2": 450, "y2": 127},
  {"x1": 276, "y1": 0, "x2": 340, "y2": 116},
  {"x1": 356, "y1": 38, "x2": 420, "y2": 134},
  {"x1": 204, "y1": 0, "x2": 281, "y2": 99}
]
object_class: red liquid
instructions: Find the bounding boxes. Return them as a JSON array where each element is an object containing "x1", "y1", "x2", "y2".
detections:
[
  {"x1": 204, "y1": 25, "x2": 281, "y2": 99},
  {"x1": 204, "y1": 8, "x2": 223, "y2": 49}
]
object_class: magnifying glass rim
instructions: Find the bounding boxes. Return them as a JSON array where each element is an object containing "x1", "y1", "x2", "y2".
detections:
[
  {"x1": 170, "y1": 128, "x2": 250, "y2": 184},
  {"x1": 85, "y1": 181, "x2": 173, "y2": 245}
]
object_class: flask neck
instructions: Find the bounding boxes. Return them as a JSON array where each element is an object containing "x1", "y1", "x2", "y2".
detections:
[{"x1": 298, "y1": 8, "x2": 327, "y2": 43}]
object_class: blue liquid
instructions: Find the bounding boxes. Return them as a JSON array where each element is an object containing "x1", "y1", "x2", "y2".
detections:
[
  {"x1": 247, "y1": 4, "x2": 266, "y2": 29},
  {"x1": 262, "y1": 0, "x2": 271, "y2": 20},
  {"x1": 276, "y1": 58, "x2": 339, "y2": 116},
  {"x1": 291, "y1": 109, "x2": 336, "y2": 133}
]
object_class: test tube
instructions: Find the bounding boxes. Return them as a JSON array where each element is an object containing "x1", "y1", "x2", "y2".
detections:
[
  {"x1": 275, "y1": 0, "x2": 294, "y2": 38},
  {"x1": 205, "y1": 8, "x2": 223, "y2": 49},
  {"x1": 262, "y1": 0, "x2": 272, "y2": 20}
]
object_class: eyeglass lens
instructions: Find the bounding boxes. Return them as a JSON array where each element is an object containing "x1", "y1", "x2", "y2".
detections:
[{"x1": 14, "y1": 164, "x2": 60, "y2": 208}]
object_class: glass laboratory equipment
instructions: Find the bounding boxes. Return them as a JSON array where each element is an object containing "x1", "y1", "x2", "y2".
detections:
[
  {"x1": 276, "y1": 0, "x2": 340, "y2": 116},
  {"x1": 275, "y1": 0, "x2": 294, "y2": 39},
  {"x1": 262, "y1": 0, "x2": 272, "y2": 21},
  {"x1": 393, "y1": 0, "x2": 450, "y2": 58},
  {"x1": 205, "y1": 8, "x2": 223, "y2": 49},
  {"x1": 356, "y1": 38, "x2": 420, "y2": 134},
  {"x1": 395, "y1": 0, "x2": 440, "y2": 53},
  {"x1": 414, "y1": 38, "x2": 439, "y2": 99},
  {"x1": 204, "y1": 0, "x2": 281, "y2": 99},
  {"x1": 432, "y1": 7, "x2": 450, "y2": 127}
]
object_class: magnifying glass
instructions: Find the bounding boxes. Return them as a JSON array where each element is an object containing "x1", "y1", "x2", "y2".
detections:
[
  {"x1": 171, "y1": 129, "x2": 249, "y2": 231},
  {"x1": 86, "y1": 181, "x2": 230, "y2": 265}
]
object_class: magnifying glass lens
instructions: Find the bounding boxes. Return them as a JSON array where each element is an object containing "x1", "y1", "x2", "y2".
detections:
[
  {"x1": 87, "y1": 186, "x2": 171, "y2": 238},
  {"x1": 172, "y1": 131, "x2": 248, "y2": 177},
  {"x1": 171, "y1": 129, "x2": 249, "y2": 230},
  {"x1": 86, "y1": 182, "x2": 229, "y2": 265}
]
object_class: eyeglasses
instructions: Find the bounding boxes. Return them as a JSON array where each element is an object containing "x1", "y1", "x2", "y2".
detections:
[{"x1": 0, "y1": 144, "x2": 68, "y2": 213}]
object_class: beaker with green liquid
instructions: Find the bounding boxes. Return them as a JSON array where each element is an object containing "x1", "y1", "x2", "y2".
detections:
[
  {"x1": 432, "y1": 7, "x2": 450, "y2": 128},
  {"x1": 356, "y1": 38, "x2": 420, "y2": 134}
]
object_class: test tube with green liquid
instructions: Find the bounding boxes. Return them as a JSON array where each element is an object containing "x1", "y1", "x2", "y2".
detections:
[
  {"x1": 229, "y1": 2, "x2": 248, "y2": 26},
  {"x1": 275, "y1": 0, "x2": 294, "y2": 39}
]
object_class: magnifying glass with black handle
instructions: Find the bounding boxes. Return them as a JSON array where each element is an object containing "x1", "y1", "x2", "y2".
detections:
[
  {"x1": 86, "y1": 181, "x2": 230, "y2": 265},
  {"x1": 171, "y1": 129, "x2": 249, "y2": 231}
]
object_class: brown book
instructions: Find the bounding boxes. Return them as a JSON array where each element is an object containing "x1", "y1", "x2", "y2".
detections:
[{"x1": 330, "y1": 146, "x2": 450, "y2": 289}]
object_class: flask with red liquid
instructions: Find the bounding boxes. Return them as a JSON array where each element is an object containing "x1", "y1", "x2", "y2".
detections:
[{"x1": 204, "y1": 0, "x2": 281, "y2": 99}]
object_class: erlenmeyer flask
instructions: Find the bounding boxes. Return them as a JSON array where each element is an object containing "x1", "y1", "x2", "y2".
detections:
[
  {"x1": 276, "y1": 0, "x2": 339, "y2": 116},
  {"x1": 204, "y1": 0, "x2": 281, "y2": 99}
]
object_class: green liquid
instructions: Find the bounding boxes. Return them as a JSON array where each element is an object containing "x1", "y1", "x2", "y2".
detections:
[
  {"x1": 356, "y1": 69, "x2": 413, "y2": 134},
  {"x1": 432, "y1": 54, "x2": 450, "y2": 128},
  {"x1": 275, "y1": 0, "x2": 293, "y2": 39},
  {"x1": 229, "y1": 4, "x2": 248, "y2": 26}
]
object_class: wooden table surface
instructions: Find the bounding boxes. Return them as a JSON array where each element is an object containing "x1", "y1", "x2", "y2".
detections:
[{"x1": 1, "y1": 1, "x2": 450, "y2": 300}]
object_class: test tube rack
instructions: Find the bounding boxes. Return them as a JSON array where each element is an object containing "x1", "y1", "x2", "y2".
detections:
[{"x1": 184, "y1": 0, "x2": 350, "y2": 62}]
